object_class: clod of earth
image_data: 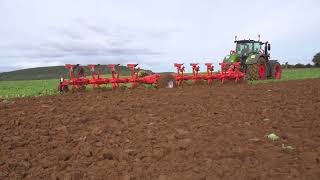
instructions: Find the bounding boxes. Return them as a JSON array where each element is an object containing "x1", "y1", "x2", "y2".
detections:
[
  {"x1": 266, "y1": 133, "x2": 280, "y2": 141},
  {"x1": 1, "y1": 99, "x2": 9, "y2": 103},
  {"x1": 282, "y1": 144, "x2": 294, "y2": 150}
]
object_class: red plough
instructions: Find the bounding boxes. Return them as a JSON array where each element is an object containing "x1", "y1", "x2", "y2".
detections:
[
  {"x1": 59, "y1": 64, "x2": 160, "y2": 92},
  {"x1": 58, "y1": 62, "x2": 245, "y2": 92},
  {"x1": 172, "y1": 62, "x2": 245, "y2": 86}
]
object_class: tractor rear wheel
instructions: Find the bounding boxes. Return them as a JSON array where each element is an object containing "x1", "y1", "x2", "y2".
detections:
[
  {"x1": 246, "y1": 57, "x2": 267, "y2": 80},
  {"x1": 156, "y1": 73, "x2": 176, "y2": 88},
  {"x1": 270, "y1": 61, "x2": 281, "y2": 79}
]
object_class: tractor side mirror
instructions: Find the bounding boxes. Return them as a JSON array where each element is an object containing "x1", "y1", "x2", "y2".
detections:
[{"x1": 268, "y1": 44, "x2": 271, "y2": 51}]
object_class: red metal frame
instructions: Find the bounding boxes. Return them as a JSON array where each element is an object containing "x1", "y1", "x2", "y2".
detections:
[
  {"x1": 60, "y1": 62, "x2": 249, "y2": 92},
  {"x1": 60, "y1": 64, "x2": 160, "y2": 92},
  {"x1": 62, "y1": 64, "x2": 89, "y2": 92},
  {"x1": 172, "y1": 62, "x2": 245, "y2": 86}
]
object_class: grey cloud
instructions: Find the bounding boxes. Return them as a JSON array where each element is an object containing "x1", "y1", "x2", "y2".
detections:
[
  {"x1": 0, "y1": 26, "x2": 163, "y2": 70},
  {"x1": 57, "y1": 29, "x2": 85, "y2": 40},
  {"x1": 48, "y1": 40, "x2": 160, "y2": 56},
  {"x1": 86, "y1": 24, "x2": 135, "y2": 46},
  {"x1": 87, "y1": 24, "x2": 111, "y2": 36},
  {"x1": 0, "y1": 42, "x2": 159, "y2": 60},
  {"x1": 0, "y1": 21, "x2": 163, "y2": 63}
]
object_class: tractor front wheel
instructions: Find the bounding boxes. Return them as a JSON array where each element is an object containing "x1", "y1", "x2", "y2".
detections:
[{"x1": 246, "y1": 57, "x2": 267, "y2": 80}]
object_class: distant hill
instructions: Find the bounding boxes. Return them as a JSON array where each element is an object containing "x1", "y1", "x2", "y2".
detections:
[{"x1": 0, "y1": 65, "x2": 153, "y2": 81}]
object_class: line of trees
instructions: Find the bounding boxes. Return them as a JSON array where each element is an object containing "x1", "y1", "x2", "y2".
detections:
[
  {"x1": 313, "y1": 52, "x2": 320, "y2": 66},
  {"x1": 281, "y1": 63, "x2": 314, "y2": 69},
  {"x1": 281, "y1": 52, "x2": 320, "y2": 69}
]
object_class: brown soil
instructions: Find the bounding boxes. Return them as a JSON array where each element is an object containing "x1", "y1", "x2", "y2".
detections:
[{"x1": 1, "y1": 79, "x2": 320, "y2": 180}]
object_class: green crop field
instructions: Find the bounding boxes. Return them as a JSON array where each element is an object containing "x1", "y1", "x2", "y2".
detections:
[
  {"x1": 0, "y1": 79, "x2": 58, "y2": 99},
  {"x1": 250, "y1": 68, "x2": 320, "y2": 84},
  {"x1": 0, "y1": 74, "x2": 130, "y2": 99},
  {"x1": 0, "y1": 68, "x2": 319, "y2": 99}
]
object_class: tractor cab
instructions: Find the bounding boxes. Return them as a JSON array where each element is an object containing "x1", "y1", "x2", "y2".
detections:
[
  {"x1": 224, "y1": 39, "x2": 271, "y2": 64},
  {"x1": 235, "y1": 40, "x2": 263, "y2": 57}
]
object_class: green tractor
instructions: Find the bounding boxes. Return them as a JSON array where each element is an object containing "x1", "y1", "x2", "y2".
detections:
[{"x1": 223, "y1": 36, "x2": 281, "y2": 80}]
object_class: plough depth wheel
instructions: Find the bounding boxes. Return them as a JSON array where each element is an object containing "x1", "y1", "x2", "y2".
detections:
[{"x1": 156, "y1": 73, "x2": 176, "y2": 88}]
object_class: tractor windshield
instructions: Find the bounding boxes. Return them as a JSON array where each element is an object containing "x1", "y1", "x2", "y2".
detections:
[
  {"x1": 253, "y1": 42, "x2": 262, "y2": 53},
  {"x1": 236, "y1": 42, "x2": 262, "y2": 56}
]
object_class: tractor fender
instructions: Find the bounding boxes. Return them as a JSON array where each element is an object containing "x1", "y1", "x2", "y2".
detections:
[
  {"x1": 269, "y1": 60, "x2": 279, "y2": 64},
  {"x1": 245, "y1": 54, "x2": 266, "y2": 65}
]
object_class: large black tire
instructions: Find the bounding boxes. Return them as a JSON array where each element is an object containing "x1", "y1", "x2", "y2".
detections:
[
  {"x1": 269, "y1": 61, "x2": 282, "y2": 79},
  {"x1": 246, "y1": 64, "x2": 259, "y2": 80},
  {"x1": 156, "y1": 73, "x2": 176, "y2": 88},
  {"x1": 246, "y1": 57, "x2": 267, "y2": 80}
]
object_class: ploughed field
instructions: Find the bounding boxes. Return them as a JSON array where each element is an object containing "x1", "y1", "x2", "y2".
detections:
[{"x1": 0, "y1": 79, "x2": 319, "y2": 179}]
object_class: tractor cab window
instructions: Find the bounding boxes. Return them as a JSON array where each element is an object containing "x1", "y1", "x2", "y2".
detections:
[
  {"x1": 236, "y1": 43, "x2": 253, "y2": 56},
  {"x1": 253, "y1": 43, "x2": 262, "y2": 53}
]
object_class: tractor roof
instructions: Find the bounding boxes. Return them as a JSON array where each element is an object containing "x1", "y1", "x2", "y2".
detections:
[{"x1": 235, "y1": 39, "x2": 263, "y2": 44}]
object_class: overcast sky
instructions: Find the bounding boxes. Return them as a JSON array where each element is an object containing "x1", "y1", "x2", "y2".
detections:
[{"x1": 0, "y1": 0, "x2": 319, "y2": 72}]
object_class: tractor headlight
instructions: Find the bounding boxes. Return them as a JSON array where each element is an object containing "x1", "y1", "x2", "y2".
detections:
[{"x1": 251, "y1": 55, "x2": 256, "y2": 59}]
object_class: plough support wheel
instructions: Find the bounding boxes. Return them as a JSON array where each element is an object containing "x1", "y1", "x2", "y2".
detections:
[{"x1": 156, "y1": 73, "x2": 176, "y2": 88}]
